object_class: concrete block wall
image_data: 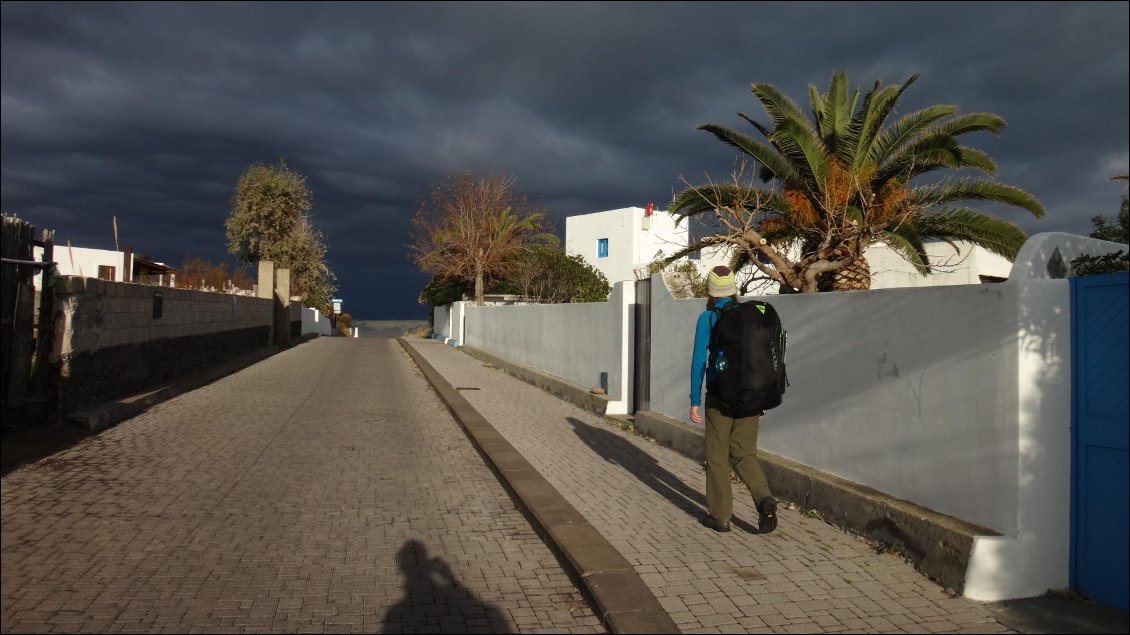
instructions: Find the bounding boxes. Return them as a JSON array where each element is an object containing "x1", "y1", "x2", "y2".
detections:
[{"x1": 52, "y1": 276, "x2": 274, "y2": 412}]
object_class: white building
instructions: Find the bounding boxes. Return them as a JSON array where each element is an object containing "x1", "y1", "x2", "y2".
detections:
[
  {"x1": 564, "y1": 206, "x2": 1014, "y2": 292},
  {"x1": 564, "y1": 205, "x2": 690, "y2": 285},
  {"x1": 37, "y1": 245, "x2": 129, "y2": 281},
  {"x1": 33, "y1": 245, "x2": 177, "y2": 286}
]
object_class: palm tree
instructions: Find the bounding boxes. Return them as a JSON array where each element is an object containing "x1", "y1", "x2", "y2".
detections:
[{"x1": 670, "y1": 70, "x2": 1045, "y2": 292}]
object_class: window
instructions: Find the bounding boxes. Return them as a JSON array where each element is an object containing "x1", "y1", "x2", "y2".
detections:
[
  {"x1": 597, "y1": 238, "x2": 608, "y2": 258},
  {"x1": 98, "y1": 265, "x2": 116, "y2": 281}
]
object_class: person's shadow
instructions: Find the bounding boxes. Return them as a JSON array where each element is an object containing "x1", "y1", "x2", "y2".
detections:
[
  {"x1": 566, "y1": 417, "x2": 758, "y2": 532},
  {"x1": 380, "y1": 540, "x2": 515, "y2": 634}
]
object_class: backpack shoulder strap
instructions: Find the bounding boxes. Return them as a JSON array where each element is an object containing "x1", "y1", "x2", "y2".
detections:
[{"x1": 706, "y1": 300, "x2": 736, "y2": 348}]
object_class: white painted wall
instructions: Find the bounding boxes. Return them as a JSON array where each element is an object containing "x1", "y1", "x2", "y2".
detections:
[
  {"x1": 35, "y1": 245, "x2": 127, "y2": 281},
  {"x1": 431, "y1": 301, "x2": 466, "y2": 346},
  {"x1": 433, "y1": 303, "x2": 453, "y2": 341},
  {"x1": 648, "y1": 275, "x2": 1031, "y2": 536},
  {"x1": 648, "y1": 269, "x2": 1077, "y2": 601},
  {"x1": 462, "y1": 282, "x2": 633, "y2": 414},
  {"x1": 451, "y1": 302, "x2": 466, "y2": 346},
  {"x1": 692, "y1": 240, "x2": 1016, "y2": 295},
  {"x1": 431, "y1": 232, "x2": 1123, "y2": 601},
  {"x1": 1010, "y1": 232, "x2": 1128, "y2": 279},
  {"x1": 565, "y1": 207, "x2": 688, "y2": 285},
  {"x1": 300, "y1": 306, "x2": 332, "y2": 336},
  {"x1": 868, "y1": 241, "x2": 1013, "y2": 287}
]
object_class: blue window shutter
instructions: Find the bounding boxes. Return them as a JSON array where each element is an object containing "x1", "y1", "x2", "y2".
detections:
[{"x1": 598, "y1": 238, "x2": 608, "y2": 258}]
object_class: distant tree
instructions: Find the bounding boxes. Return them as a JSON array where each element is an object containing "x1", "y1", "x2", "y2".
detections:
[
  {"x1": 1088, "y1": 192, "x2": 1128, "y2": 244},
  {"x1": 232, "y1": 267, "x2": 255, "y2": 291},
  {"x1": 668, "y1": 69, "x2": 1045, "y2": 292},
  {"x1": 411, "y1": 173, "x2": 556, "y2": 305},
  {"x1": 503, "y1": 246, "x2": 612, "y2": 303},
  {"x1": 418, "y1": 275, "x2": 473, "y2": 306},
  {"x1": 1071, "y1": 188, "x2": 1129, "y2": 276},
  {"x1": 282, "y1": 217, "x2": 337, "y2": 309},
  {"x1": 176, "y1": 256, "x2": 254, "y2": 292},
  {"x1": 336, "y1": 312, "x2": 353, "y2": 336},
  {"x1": 225, "y1": 159, "x2": 337, "y2": 307}
]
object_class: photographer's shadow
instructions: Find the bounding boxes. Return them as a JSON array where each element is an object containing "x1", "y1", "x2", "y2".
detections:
[
  {"x1": 380, "y1": 540, "x2": 514, "y2": 634},
  {"x1": 566, "y1": 417, "x2": 757, "y2": 532}
]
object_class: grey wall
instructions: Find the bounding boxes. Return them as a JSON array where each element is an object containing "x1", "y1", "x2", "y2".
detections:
[{"x1": 464, "y1": 283, "x2": 628, "y2": 404}]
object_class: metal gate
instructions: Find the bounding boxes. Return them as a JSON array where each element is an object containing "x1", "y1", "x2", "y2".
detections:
[
  {"x1": 633, "y1": 278, "x2": 651, "y2": 413},
  {"x1": 1070, "y1": 271, "x2": 1129, "y2": 611}
]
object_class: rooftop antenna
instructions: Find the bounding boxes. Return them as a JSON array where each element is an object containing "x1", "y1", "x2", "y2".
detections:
[
  {"x1": 113, "y1": 216, "x2": 119, "y2": 252},
  {"x1": 67, "y1": 239, "x2": 79, "y2": 278}
]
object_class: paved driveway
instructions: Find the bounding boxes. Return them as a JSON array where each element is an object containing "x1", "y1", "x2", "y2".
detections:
[{"x1": 1, "y1": 337, "x2": 604, "y2": 633}]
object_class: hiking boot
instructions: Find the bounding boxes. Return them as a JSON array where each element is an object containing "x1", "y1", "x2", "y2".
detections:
[
  {"x1": 758, "y1": 497, "x2": 778, "y2": 534},
  {"x1": 700, "y1": 515, "x2": 731, "y2": 533}
]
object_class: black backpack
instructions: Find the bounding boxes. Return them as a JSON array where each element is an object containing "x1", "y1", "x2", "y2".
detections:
[{"x1": 708, "y1": 300, "x2": 788, "y2": 413}]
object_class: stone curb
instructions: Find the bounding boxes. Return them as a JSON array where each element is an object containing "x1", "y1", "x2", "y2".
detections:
[{"x1": 398, "y1": 338, "x2": 679, "y2": 634}]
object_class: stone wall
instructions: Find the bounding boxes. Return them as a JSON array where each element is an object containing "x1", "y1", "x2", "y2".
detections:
[{"x1": 52, "y1": 276, "x2": 273, "y2": 413}]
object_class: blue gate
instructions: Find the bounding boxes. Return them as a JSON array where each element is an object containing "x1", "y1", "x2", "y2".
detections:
[{"x1": 1071, "y1": 272, "x2": 1129, "y2": 611}]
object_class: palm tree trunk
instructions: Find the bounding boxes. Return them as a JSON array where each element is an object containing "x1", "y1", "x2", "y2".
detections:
[{"x1": 821, "y1": 255, "x2": 872, "y2": 291}]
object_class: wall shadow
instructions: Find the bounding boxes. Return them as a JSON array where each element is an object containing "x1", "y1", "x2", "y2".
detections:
[
  {"x1": 566, "y1": 416, "x2": 757, "y2": 532},
  {"x1": 380, "y1": 539, "x2": 515, "y2": 634},
  {"x1": 0, "y1": 422, "x2": 89, "y2": 476}
]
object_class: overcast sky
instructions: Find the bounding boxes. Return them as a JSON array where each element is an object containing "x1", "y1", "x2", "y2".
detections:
[{"x1": 3, "y1": 2, "x2": 1127, "y2": 319}]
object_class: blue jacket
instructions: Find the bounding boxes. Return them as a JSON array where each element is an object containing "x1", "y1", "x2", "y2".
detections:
[{"x1": 690, "y1": 297, "x2": 734, "y2": 407}]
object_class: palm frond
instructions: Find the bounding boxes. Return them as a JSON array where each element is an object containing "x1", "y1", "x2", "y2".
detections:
[
  {"x1": 912, "y1": 208, "x2": 1030, "y2": 259},
  {"x1": 698, "y1": 124, "x2": 798, "y2": 183},
  {"x1": 880, "y1": 140, "x2": 1001, "y2": 183},
  {"x1": 948, "y1": 147, "x2": 996, "y2": 173},
  {"x1": 809, "y1": 85, "x2": 824, "y2": 133},
  {"x1": 772, "y1": 118, "x2": 829, "y2": 186},
  {"x1": 729, "y1": 248, "x2": 752, "y2": 273},
  {"x1": 877, "y1": 226, "x2": 931, "y2": 275},
  {"x1": 875, "y1": 135, "x2": 964, "y2": 182},
  {"x1": 868, "y1": 105, "x2": 959, "y2": 167},
  {"x1": 659, "y1": 239, "x2": 719, "y2": 267},
  {"x1": 909, "y1": 180, "x2": 1045, "y2": 218},
  {"x1": 737, "y1": 112, "x2": 772, "y2": 138},
  {"x1": 668, "y1": 186, "x2": 732, "y2": 220},
  {"x1": 852, "y1": 73, "x2": 921, "y2": 168},
  {"x1": 668, "y1": 183, "x2": 786, "y2": 221},
  {"x1": 842, "y1": 78, "x2": 882, "y2": 162},
  {"x1": 820, "y1": 68, "x2": 850, "y2": 145},
  {"x1": 926, "y1": 112, "x2": 1006, "y2": 140},
  {"x1": 750, "y1": 82, "x2": 813, "y2": 130}
]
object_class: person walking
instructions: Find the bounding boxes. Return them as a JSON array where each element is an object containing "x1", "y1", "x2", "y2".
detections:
[{"x1": 689, "y1": 265, "x2": 778, "y2": 534}]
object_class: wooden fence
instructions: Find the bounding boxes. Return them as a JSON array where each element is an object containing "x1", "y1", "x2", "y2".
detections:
[{"x1": 1, "y1": 214, "x2": 55, "y2": 429}]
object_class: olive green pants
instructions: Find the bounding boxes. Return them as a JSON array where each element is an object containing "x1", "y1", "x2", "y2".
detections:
[{"x1": 705, "y1": 394, "x2": 772, "y2": 522}]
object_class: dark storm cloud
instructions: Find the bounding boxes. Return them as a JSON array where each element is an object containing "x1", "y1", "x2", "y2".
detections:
[{"x1": 3, "y1": 2, "x2": 1127, "y2": 319}]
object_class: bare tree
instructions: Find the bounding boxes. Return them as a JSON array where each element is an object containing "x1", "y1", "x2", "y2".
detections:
[{"x1": 411, "y1": 173, "x2": 555, "y2": 305}]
